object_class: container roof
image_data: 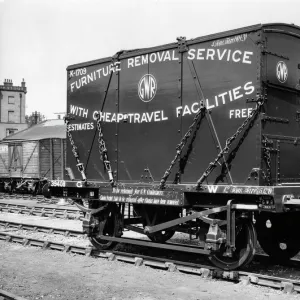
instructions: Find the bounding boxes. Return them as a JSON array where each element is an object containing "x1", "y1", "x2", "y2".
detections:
[
  {"x1": 3, "y1": 119, "x2": 66, "y2": 141},
  {"x1": 67, "y1": 23, "x2": 300, "y2": 70}
]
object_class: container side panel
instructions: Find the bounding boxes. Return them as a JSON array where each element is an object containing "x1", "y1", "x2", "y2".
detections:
[
  {"x1": 0, "y1": 144, "x2": 9, "y2": 177},
  {"x1": 39, "y1": 139, "x2": 51, "y2": 178},
  {"x1": 8, "y1": 144, "x2": 22, "y2": 178},
  {"x1": 180, "y1": 31, "x2": 260, "y2": 184},
  {"x1": 67, "y1": 63, "x2": 118, "y2": 181},
  {"x1": 118, "y1": 52, "x2": 181, "y2": 182},
  {"x1": 52, "y1": 138, "x2": 64, "y2": 180},
  {"x1": 66, "y1": 29, "x2": 261, "y2": 185},
  {"x1": 22, "y1": 142, "x2": 39, "y2": 178}
]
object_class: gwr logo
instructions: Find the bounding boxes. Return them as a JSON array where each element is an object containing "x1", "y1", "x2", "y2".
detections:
[
  {"x1": 276, "y1": 61, "x2": 288, "y2": 83},
  {"x1": 138, "y1": 74, "x2": 157, "y2": 102}
]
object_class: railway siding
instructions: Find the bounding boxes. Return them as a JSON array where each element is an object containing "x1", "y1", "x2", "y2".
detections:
[{"x1": 0, "y1": 231, "x2": 300, "y2": 295}]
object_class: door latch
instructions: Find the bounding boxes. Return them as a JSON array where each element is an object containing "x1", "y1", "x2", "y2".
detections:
[{"x1": 296, "y1": 111, "x2": 300, "y2": 122}]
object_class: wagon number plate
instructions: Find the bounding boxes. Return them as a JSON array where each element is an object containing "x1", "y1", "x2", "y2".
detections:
[{"x1": 50, "y1": 180, "x2": 66, "y2": 187}]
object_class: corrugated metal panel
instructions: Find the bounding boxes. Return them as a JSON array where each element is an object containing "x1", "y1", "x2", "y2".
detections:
[
  {"x1": 0, "y1": 144, "x2": 9, "y2": 177},
  {"x1": 22, "y1": 142, "x2": 39, "y2": 178}
]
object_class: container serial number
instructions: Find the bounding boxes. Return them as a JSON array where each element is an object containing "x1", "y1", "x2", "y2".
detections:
[
  {"x1": 51, "y1": 180, "x2": 66, "y2": 187},
  {"x1": 69, "y1": 68, "x2": 86, "y2": 77}
]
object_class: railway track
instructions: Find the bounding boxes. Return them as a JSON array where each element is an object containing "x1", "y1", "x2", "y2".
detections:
[
  {"x1": 0, "y1": 289, "x2": 27, "y2": 300},
  {"x1": 0, "y1": 193, "x2": 59, "y2": 202},
  {"x1": 0, "y1": 227, "x2": 299, "y2": 294},
  {"x1": 0, "y1": 202, "x2": 83, "y2": 220},
  {"x1": 0, "y1": 220, "x2": 84, "y2": 237}
]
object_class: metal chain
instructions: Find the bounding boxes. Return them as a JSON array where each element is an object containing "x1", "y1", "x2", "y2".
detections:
[
  {"x1": 160, "y1": 100, "x2": 206, "y2": 189},
  {"x1": 214, "y1": 109, "x2": 259, "y2": 184},
  {"x1": 173, "y1": 107, "x2": 205, "y2": 184},
  {"x1": 262, "y1": 135, "x2": 272, "y2": 185},
  {"x1": 64, "y1": 117, "x2": 87, "y2": 181},
  {"x1": 196, "y1": 98, "x2": 265, "y2": 189},
  {"x1": 95, "y1": 112, "x2": 114, "y2": 185}
]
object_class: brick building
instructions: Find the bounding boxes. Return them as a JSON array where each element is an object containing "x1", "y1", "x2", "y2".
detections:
[{"x1": 0, "y1": 79, "x2": 28, "y2": 139}]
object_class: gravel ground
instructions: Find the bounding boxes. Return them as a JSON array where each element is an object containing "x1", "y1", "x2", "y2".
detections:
[
  {"x1": 2, "y1": 207, "x2": 300, "y2": 299},
  {"x1": 1, "y1": 241, "x2": 299, "y2": 300}
]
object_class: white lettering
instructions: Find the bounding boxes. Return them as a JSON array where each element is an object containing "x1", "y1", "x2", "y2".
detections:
[
  {"x1": 188, "y1": 49, "x2": 195, "y2": 60},
  {"x1": 244, "y1": 81, "x2": 255, "y2": 95},
  {"x1": 232, "y1": 86, "x2": 243, "y2": 100},
  {"x1": 243, "y1": 51, "x2": 253, "y2": 64},
  {"x1": 176, "y1": 106, "x2": 182, "y2": 117},
  {"x1": 232, "y1": 50, "x2": 242, "y2": 62},
  {"x1": 128, "y1": 58, "x2": 134, "y2": 68},
  {"x1": 207, "y1": 185, "x2": 218, "y2": 193}
]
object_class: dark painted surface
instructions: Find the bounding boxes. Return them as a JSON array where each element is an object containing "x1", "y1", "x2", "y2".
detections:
[
  {"x1": 262, "y1": 24, "x2": 300, "y2": 183},
  {"x1": 66, "y1": 24, "x2": 300, "y2": 187}
]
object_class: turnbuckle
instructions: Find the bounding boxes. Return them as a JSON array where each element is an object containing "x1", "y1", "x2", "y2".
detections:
[{"x1": 76, "y1": 163, "x2": 87, "y2": 181}]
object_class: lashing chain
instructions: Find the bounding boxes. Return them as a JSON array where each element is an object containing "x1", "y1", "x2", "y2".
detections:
[
  {"x1": 262, "y1": 135, "x2": 272, "y2": 185},
  {"x1": 64, "y1": 116, "x2": 87, "y2": 181},
  {"x1": 214, "y1": 109, "x2": 259, "y2": 184},
  {"x1": 95, "y1": 112, "x2": 114, "y2": 186},
  {"x1": 196, "y1": 97, "x2": 265, "y2": 189},
  {"x1": 160, "y1": 100, "x2": 206, "y2": 189}
]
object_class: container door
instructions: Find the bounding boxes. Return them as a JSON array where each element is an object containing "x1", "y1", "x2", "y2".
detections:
[
  {"x1": 0, "y1": 144, "x2": 9, "y2": 177},
  {"x1": 39, "y1": 139, "x2": 51, "y2": 179},
  {"x1": 22, "y1": 142, "x2": 39, "y2": 178},
  {"x1": 52, "y1": 138, "x2": 64, "y2": 180},
  {"x1": 8, "y1": 144, "x2": 22, "y2": 177}
]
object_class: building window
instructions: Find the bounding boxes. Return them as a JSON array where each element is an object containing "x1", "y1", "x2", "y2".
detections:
[
  {"x1": 8, "y1": 111, "x2": 15, "y2": 123},
  {"x1": 6, "y1": 128, "x2": 17, "y2": 137},
  {"x1": 8, "y1": 96, "x2": 15, "y2": 104}
]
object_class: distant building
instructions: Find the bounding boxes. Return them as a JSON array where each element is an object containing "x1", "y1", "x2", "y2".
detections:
[{"x1": 0, "y1": 79, "x2": 28, "y2": 139}]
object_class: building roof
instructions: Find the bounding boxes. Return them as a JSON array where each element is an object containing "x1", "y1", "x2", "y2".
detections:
[{"x1": 3, "y1": 119, "x2": 66, "y2": 141}]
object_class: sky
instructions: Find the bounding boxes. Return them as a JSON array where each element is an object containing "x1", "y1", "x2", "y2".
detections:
[{"x1": 0, "y1": 0, "x2": 300, "y2": 119}]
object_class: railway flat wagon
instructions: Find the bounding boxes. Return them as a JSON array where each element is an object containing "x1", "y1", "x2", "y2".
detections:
[
  {"x1": 50, "y1": 23, "x2": 300, "y2": 270},
  {"x1": 0, "y1": 119, "x2": 66, "y2": 194}
]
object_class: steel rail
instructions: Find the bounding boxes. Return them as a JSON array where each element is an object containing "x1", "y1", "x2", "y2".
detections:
[
  {"x1": 0, "y1": 220, "x2": 84, "y2": 237},
  {"x1": 0, "y1": 289, "x2": 27, "y2": 300},
  {"x1": 0, "y1": 203, "x2": 83, "y2": 219},
  {"x1": 0, "y1": 231, "x2": 299, "y2": 294},
  {"x1": 0, "y1": 192, "x2": 59, "y2": 202},
  {"x1": 2, "y1": 217, "x2": 300, "y2": 272}
]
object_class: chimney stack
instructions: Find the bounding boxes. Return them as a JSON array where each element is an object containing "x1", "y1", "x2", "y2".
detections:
[
  {"x1": 21, "y1": 78, "x2": 26, "y2": 87},
  {"x1": 4, "y1": 79, "x2": 13, "y2": 87}
]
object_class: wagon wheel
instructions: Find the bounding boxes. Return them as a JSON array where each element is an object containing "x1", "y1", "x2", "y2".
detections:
[
  {"x1": 209, "y1": 220, "x2": 257, "y2": 270},
  {"x1": 32, "y1": 181, "x2": 40, "y2": 196},
  {"x1": 256, "y1": 212, "x2": 300, "y2": 261},
  {"x1": 137, "y1": 206, "x2": 179, "y2": 243},
  {"x1": 89, "y1": 204, "x2": 122, "y2": 250},
  {"x1": 42, "y1": 182, "x2": 51, "y2": 198}
]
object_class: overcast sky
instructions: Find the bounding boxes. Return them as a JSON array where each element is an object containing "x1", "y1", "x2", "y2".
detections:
[{"x1": 0, "y1": 0, "x2": 299, "y2": 119}]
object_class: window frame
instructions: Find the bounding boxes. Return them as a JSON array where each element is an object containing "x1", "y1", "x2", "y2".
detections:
[{"x1": 8, "y1": 96, "x2": 15, "y2": 104}]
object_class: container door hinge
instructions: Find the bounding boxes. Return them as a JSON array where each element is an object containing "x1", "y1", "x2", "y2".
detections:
[
  {"x1": 261, "y1": 114, "x2": 289, "y2": 124},
  {"x1": 296, "y1": 111, "x2": 300, "y2": 122},
  {"x1": 262, "y1": 50, "x2": 289, "y2": 60}
]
